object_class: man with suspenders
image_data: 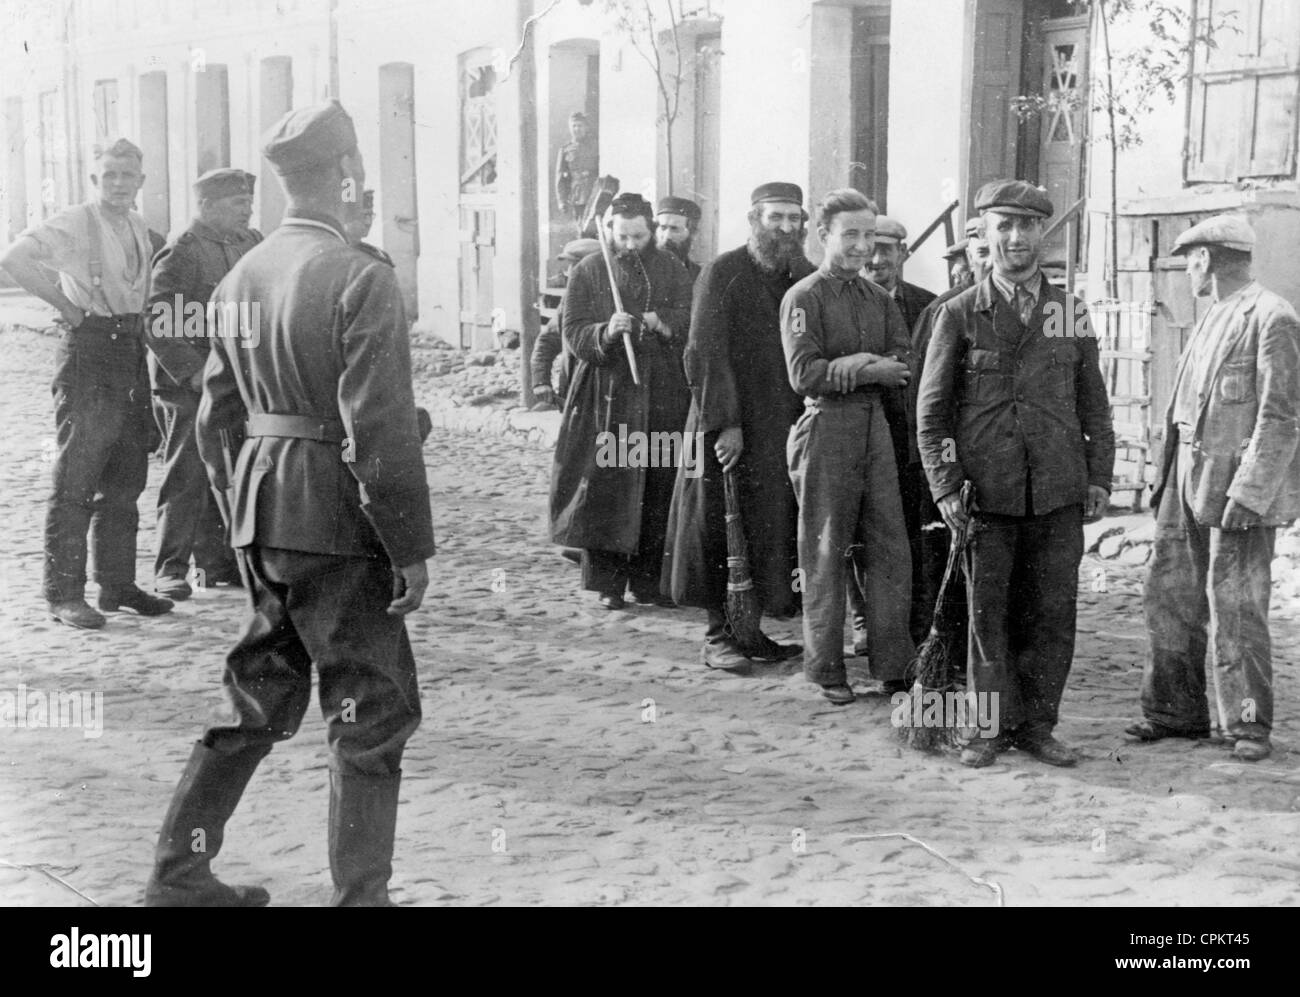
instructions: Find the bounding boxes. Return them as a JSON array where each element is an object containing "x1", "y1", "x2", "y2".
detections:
[{"x1": 1, "y1": 138, "x2": 174, "y2": 629}]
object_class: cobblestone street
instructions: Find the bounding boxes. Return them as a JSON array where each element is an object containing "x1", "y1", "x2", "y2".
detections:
[{"x1": 2, "y1": 326, "x2": 1299, "y2": 907}]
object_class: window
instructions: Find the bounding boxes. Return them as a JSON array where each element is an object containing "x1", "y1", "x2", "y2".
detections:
[
  {"x1": 460, "y1": 52, "x2": 498, "y2": 194},
  {"x1": 1186, "y1": 0, "x2": 1300, "y2": 182}
]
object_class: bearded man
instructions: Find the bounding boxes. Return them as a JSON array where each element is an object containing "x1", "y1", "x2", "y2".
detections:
[
  {"x1": 655, "y1": 196, "x2": 702, "y2": 285},
  {"x1": 663, "y1": 182, "x2": 813, "y2": 670},
  {"x1": 550, "y1": 192, "x2": 693, "y2": 609}
]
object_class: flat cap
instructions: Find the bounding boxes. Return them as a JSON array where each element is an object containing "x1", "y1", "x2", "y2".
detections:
[
  {"x1": 963, "y1": 216, "x2": 985, "y2": 238},
  {"x1": 559, "y1": 238, "x2": 600, "y2": 261},
  {"x1": 975, "y1": 179, "x2": 1053, "y2": 218},
  {"x1": 943, "y1": 239, "x2": 969, "y2": 261},
  {"x1": 874, "y1": 216, "x2": 907, "y2": 244},
  {"x1": 262, "y1": 100, "x2": 358, "y2": 176},
  {"x1": 751, "y1": 181, "x2": 803, "y2": 206},
  {"x1": 655, "y1": 196, "x2": 701, "y2": 221},
  {"x1": 569, "y1": 111, "x2": 589, "y2": 123},
  {"x1": 1172, "y1": 214, "x2": 1256, "y2": 255},
  {"x1": 194, "y1": 167, "x2": 255, "y2": 200}
]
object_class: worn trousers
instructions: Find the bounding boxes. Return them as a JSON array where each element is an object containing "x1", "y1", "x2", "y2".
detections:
[
  {"x1": 964, "y1": 502, "x2": 1084, "y2": 739},
  {"x1": 201, "y1": 546, "x2": 422, "y2": 778},
  {"x1": 787, "y1": 396, "x2": 914, "y2": 686},
  {"x1": 43, "y1": 317, "x2": 152, "y2": 602},
  {"x1": 1141, "y1": 442, "x2": 1276, "y2": 739},
  {"x1": 153, "y1": 389, "x2": 239, "y2": 582}
]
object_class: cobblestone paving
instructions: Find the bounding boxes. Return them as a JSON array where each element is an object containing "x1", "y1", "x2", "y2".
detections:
[{"x1": 1, "y1": 327, "x2": 1298, "y2": 906}]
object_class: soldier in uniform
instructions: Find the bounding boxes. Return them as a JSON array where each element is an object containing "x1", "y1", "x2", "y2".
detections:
[
  {"x1": 145, "y1": 101, "x2": 435, "y2": 907},
  {"x1": 918, "y1": 180, "x2": 1114, "y2": 768},
  {"x1": 1128, "y1": 215, "x2": 1300, "y2": 762},
  {"x1": 1, "y1": 138, "x2": 174, "y2": 629},
  {"x1": 555, "y1": 111, "x2": 598, "y2": 225},
  {"x1": 654, "y1": 195, "x2": 703, "y2": 285},
  {"x1": 345, "y1": 188, "x2": 394, "y2": 266},
  {"x1": 146, "y1": 167, "x2": 261, "y2": 600}
]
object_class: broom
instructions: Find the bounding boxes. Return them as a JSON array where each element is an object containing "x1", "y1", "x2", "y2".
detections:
[
  {"x1": 722, "y1": 468, "x2": 786, "y2": 659},
  {"x1": 901, "y1": 480, "x2": 975, "y2": 752}
]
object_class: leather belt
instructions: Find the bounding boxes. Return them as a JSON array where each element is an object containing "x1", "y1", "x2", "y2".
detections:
[{"x1": 246, "y1": 413, "x2": 346, "y2": 443}]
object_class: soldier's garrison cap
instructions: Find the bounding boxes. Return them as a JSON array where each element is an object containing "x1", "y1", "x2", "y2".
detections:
[
  {"x1": 751, "y1": 182, "x2": 803, "y2": 206},
  {"x1": 655, "y1": 196, "x2": 701, "y2": 221},
  {"x1": 194, "y1": 168, "x2": 256, "y2": 200},
  {"x1": 975, "y1": 179, "x2": 1053, "y2": 218},
  {"x1": 95, "y1": 138, "x2": 144, "y2": 163},
  {"x1": 262, "y1": 100, "x2": 358, "y2": 176},
  {"x1": 1171, "y1": 214, "x2": 1256, "y2": 255}
]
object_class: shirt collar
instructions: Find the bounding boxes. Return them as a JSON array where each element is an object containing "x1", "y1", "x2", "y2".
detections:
[
  {"x1": 819, "y1": 261, "x2": 866, "y2": 294},
  {"x1": 281, "y1": 208, "x2": 347, "y2": 243},
  {"x1": 1212, "y1": 279, "x2": 1257, "y2": 306},
  {"x1": 991, "y1": 267, "x2": 1043, "y2": 304}
]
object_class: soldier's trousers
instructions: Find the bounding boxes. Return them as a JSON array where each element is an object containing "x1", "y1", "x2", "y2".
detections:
[
  {"x1": 964, "y1": 503, "x2": 1083, "y2": 739},
  {"x1": 787, "y1": 396, "x2": 914, "y2": 686},
  {"x1": 43, "y1": 318, "x2": 151, "y2": 602},
  {"x1": 201, "y1": 546, "x2": 422, "y2": 778},
  {"x1": 1141, "y1": 442, "x2": 1275, "y2": 740},
  {"x1": 153, "y1": 389, "x2": 238, "y2": 583}
]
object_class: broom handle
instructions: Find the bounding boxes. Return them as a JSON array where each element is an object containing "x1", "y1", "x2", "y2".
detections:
[{"x1": 595, "y1": 222, "x2": 641, "y2": 386}]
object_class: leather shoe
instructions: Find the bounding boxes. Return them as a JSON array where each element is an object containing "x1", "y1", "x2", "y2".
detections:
[
  {"x1": 598, "y1": 593, "x2": 626, "y2": 610},
  {"x1": 749, "y1": 637, "x2": 802, "y2": 662},
  {"x1": 47, "y1": 600, "x2": 106, "y2": 630},
  {"x1": 1016, "y1": 734, "x2": 1080, "y2": 767},
  {"x1": 879, "y1": 678, "x2": 910, "y2": 696},
  {"x1": 98, "y1": 585, "x2": 174, "y2": 616},
  {"x1": 701, "y1": 641, "x2": 752, "y2": 673},
  {"x1": 820, "y1": 683, "x2": 855, "y2": 705},
  {"x1": 560, "y1": 549, "x2": 581, "y2": 564},
  {"x1": 1124, "y1": 719, "x2": 1210, "y2": 742},
  {"x1": 155, "y1": 575, "x2": 193, "y2": 601},
  {"x1": 960, "y1": 738, "x2": 1000, "y2": 768},
  {"x1": 630, "y1": 591, "x2": 676, "y2": 608},
  {"x1": 1232, "y1": 738, "x2": 1271, "y2": 761}
]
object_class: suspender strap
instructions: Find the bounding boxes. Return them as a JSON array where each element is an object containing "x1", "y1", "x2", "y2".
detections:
[{"x1": 246, "y1": 413, "x2": 346, "y2": 443}]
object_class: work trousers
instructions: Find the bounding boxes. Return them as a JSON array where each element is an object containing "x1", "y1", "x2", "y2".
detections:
[
  {"x1": 848, "y1": 461, "x2": 931, "y2": 645},
  {"x1": 1141, "y1": 442, "x2": 1276, "y2": 740},
  {"x1": 43, "y1": 317, "x2": 152, "y2": 602},
  {"x1": 153, "y1": 389, "x2": 238, "y2": 582},
  {"x1": 581, "y1": 464, "x2": 677, "y2": 599},
  {"x1": 787, "y1": 396, "x2": 914, "y2": 686},
  {"x1": 964, "y1": 502, "x2": 1084, "y2": 740},
  {"x1": 201, "y1": 546, "x2": 422, "y2": 778}
]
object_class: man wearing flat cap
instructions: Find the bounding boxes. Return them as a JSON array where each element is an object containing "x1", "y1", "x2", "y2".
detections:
[
  {"x1": 1, "y1": 137, "x2": 174, "y2": 628},
  {"x1": 146, "y1": 100, "x2": 435, "y2": 907},
  {"x1": 145, "y1": 167, "x2": 262, "y2": 600},
  {"x1": 918, "y1": 179, "x2": 1114, "y2": 767},
  {"x1": 555, "y1": 111, "x2": 599, "y2": 225},
  {"x1": 663, "y1": 181, "x2": 813, "y2": 671},
  {"x1": 655, "y1": 196, "x2": 703, "y2": 284},
  {"x1": 1127, "y1": 214, "x2": 1300, "y2": 762},
  {"x1": 550, "y1": 191, "x2": 692, "y2": 609},
  {"x1": 530, "y1": 237, "x2": 600, "y2": 409}
]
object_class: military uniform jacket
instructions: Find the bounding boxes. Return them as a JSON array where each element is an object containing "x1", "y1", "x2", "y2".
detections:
[
  {"x1": 196, "y1": 213, "x2": 435, "y2": 567},
  {"x1": 146, "y1": 219, "x2": 263, "y2": 392},
  {"x1": 1151, "y1": 282, "x2": 1300, "y2": 526},
  {"x1": 917, "y1": 273, "x2": 1115, "y2": 516},
  {"x1": 555, "y1": 138, "x2": 599, "y2": 209}
]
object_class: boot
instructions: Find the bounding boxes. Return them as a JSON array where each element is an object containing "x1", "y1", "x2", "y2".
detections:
[
  {"x1": 145, "y1": 740, "x2": 272, "y2": 907},
  {"x1": 328, "y1": 769, "x2": 402, "y2": 907}
]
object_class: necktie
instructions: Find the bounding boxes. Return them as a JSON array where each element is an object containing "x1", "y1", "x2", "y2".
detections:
[{"x1": 1015, "y1": 285, "x2": 1035, "y2": 326}]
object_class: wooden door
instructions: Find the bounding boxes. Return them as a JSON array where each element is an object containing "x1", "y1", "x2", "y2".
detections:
[
  {"x1": 1038, "y1": 16, "x2": 1089, "y2": 266},
  {"x1": 459, "y1": 204, "x2": 496, "y2": 349},
  {"x1": 851, "y1": 10, "x2": 890, "y2": 207},
  {"x1": 963, "y1": 0, "x2": 1024, "y2": 214}
]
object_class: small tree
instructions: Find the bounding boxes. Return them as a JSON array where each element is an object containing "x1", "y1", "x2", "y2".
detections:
[
  {"x1": 599, "y1": 0, "x2": 711, "y2": 197},
  {"x1": 1012, "y1": 0, "x2": 1235, "y2": 297}
]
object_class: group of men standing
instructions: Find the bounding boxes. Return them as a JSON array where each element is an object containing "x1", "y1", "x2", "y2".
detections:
[{"x1": 547, "y1": 173, "x2": 1298, "y2": 770}]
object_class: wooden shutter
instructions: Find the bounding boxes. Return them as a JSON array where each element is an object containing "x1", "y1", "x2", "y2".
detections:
[{"x1": 965, "y1": 0, "x2": 1024, "y2": 211}]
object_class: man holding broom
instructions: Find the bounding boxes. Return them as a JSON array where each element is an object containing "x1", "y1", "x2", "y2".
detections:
[{"x1": 663, "y1": 182, "x2": 813, "y2": 671}]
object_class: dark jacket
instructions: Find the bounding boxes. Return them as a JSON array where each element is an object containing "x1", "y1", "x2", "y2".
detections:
[
  {"x1": 662, "y1": 245, "x2": 814, "y2": 614},
  {"x1": 884, "y1": 278, "x2": 937, "y2": 470},
  {"x1": 145, "y1": 219, "x2": 262, "y2": 392},
  {"x1": 1150, "y1": 281, "x2": 1300, "y2": 526},
  {"x1": 893, "y1": 278, "x2": 938, "y2": 331},
  {"x1": 549, "y1": 245, "x2": 692, "y2": 554},
  {"x1": 917, "y1": 273, "x2": 1115, "y2": 516},
  {"x1": 196, "y1": 213, "x2": 434, "y2": 567}
]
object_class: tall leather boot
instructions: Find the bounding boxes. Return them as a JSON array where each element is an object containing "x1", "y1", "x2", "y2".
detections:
[
  {"x1": 328, "y1": 769, "x2": 402, "y2": 907},
  {"x1": 144, "y1": 740, "x2": 273, "y2": 907}
]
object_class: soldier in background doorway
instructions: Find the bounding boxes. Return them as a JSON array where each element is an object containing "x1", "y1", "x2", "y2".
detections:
[{"x1": 555, "y1": 111, "x2": 598, "y2": 226}]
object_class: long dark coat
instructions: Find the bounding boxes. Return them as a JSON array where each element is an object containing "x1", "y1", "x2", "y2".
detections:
[
  {"x1": 661, "y1": 245, "x2": 814, "y2": 615},
  {"x1": 549, "y1": 245, "x2": 693, "y2": 555}
]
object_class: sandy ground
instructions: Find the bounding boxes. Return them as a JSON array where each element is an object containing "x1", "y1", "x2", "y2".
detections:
[{"x1": 1, "y1": 324, "x2": 1298, "y2": 907}]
